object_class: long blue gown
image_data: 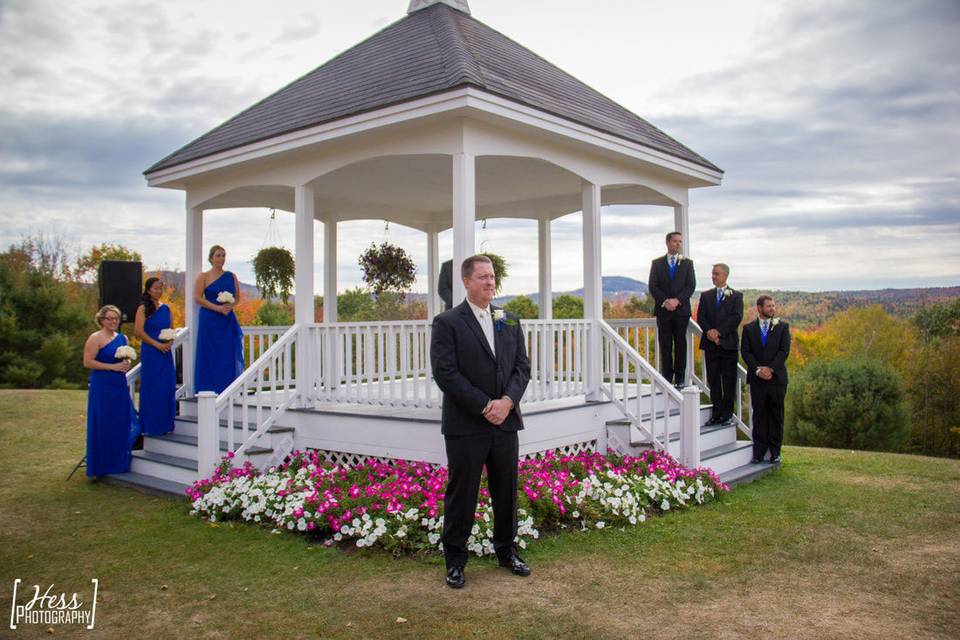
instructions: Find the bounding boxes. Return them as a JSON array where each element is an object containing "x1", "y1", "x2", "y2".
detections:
[
  {"x1": 194, "y1": 271, "x2": 244, "y2": 394},
  {"x1": 86, "y1": 333, "x2": 137, "y2": 477},
  {"x1": 140, "y1": 304, "x2": 176, "y2": 435}
]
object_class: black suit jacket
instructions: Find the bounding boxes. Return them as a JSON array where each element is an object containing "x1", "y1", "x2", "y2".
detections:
[
  {"x1": 648, "y1": 255, "x2": 696, "y2": 317},
  {"x1": 430, "y1": 301, "x2": 530, "y2": 436},
  {"x1": 740, "y1": 319, "x2": 791, "y2": 385},
  {"x1": 438, "y1": 260, "x2": 453, "y2": 311},
  {"x1": 697, "y1": 287, "x2": 744, "y2": 352}
]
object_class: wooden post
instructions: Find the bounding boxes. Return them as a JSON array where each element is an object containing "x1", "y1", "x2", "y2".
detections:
[
  {"x1": 183, "y1": 204, "x2": 203, "y2": 397},
  {"x1": 196, "y1": 391, "x2": 219, "y2": 479},
  {"x1": 426, "y1": 224, "x2": 439, "y2": 318},
  {"x1": 451, "y1": 152, "x2": 475, "y2": 306},
  {"x1": 582, "y1": 182, "x2": 602, "y2": 401},
  {"x1": 680, "y1": 386, "x2": 701, "y2": 468},
  {"x1": 323, "y1": 214, "x2": 338, "y2": 393},
  {"x1": 295, "y1": 186, "x2": 315, "y2": 404},
  {"x1": 538, "y1": 215, "x2": 552, "y2": 320}
]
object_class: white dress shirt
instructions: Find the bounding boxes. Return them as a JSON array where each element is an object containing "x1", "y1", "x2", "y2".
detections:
[{"x1": 467, "y1": 299, "x2": 496, "y2": 356}]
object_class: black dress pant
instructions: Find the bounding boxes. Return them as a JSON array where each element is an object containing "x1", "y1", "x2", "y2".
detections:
[
  {"x1": 705, "y1": 347, "x2": 738, "y2": 419},
  {"x1": 750, "y1": 383, "x2": 787, "y2": 459},
  {"x1": 657, "y1": 313, "x2": 689, "y2": 385},
  {"x1": 442, "y1": 428, "x2": 519, "y2": 569}
]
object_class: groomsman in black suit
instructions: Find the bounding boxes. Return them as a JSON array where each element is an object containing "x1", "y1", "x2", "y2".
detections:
[
  {"x1": 430, "y1": 255, "x2": 531, "y2": 589},
  {"x1": 438, "y1": 259, "x2": 453, "y2": 311},
  {"x1": 697, "y1": 263, "x2": 743, "y2": 425},
  {"x1": 740, "y1": 295, "x2": 791, "y2": 464},
  {"x1": 648, "y1": 232, "x2": 696, "y2": 387}
]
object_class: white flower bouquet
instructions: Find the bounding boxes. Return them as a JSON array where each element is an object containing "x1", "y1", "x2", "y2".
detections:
[
  {"x1": 114, "y1": 345, "x2": 137, "y2": 361},
  {"x1": 158, "y1": 328, "x2": 178, "y2": 342},
  {"x1": 216, "y1": 291, "x2": 235, "y2": 304}
]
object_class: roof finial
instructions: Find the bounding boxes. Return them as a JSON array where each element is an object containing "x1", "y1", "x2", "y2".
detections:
[{"x1": 407, "y1": 0, "x2": 470, "y2": 15}]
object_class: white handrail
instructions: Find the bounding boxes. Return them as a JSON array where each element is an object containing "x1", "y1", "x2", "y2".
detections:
[
  {"x1": 598, "y1": 320, "x2": 681, "y2": 451},
  {"x1": 686, "y1": 320, "x2": 752, "y2": 440},
  {"x1": 126, "y1": 327, "x2": 191, "y2": 406},
  {"x1": 241, "y1": 325, "x2": 287, "y2": 367},
  {"x1": 199, "y1": 324, "x2": 300, "y2": 465}
]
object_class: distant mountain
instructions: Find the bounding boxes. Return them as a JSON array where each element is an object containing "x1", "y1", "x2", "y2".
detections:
[{"x1": 494, "y1": 276, "x2": 648, "y2": 306}]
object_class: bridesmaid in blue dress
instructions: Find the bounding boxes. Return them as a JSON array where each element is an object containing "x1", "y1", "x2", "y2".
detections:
[
  {"x1": 194, "y1": 245, "x2": 244, "y2": 394},
  {"x1": 135, "y1": 277, "x2": 176, "y2": 435},
  {"x1": 82, "y1": 305, "x2": 137, "y2": 477}
]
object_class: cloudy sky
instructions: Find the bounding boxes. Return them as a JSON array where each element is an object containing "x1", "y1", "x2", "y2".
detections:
[{"x1": 1, "y1": 0, "x2": 957, "y2": 295}]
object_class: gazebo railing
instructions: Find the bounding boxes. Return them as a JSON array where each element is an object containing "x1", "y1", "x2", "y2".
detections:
[
  {"x1": 126, "y1": 327, "x2": 191, "y2": 407},
  {"x1": 522, "y1": 319, "x2": 591, "y2": 402}
]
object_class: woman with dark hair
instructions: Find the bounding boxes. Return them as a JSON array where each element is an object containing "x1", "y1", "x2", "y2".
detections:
[
  {"x1": 135, "y1": 277, "x2": 176, "y2": 435},
  {"x1": 193, "y1": 245, "x2": 244, "y2": 393},
  {"x1": 82, "y1": 305, "x2": 137, "y2": 477}
]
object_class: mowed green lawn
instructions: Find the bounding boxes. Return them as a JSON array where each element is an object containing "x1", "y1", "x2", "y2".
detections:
[{"x1": 1, "y1": 390, "x2": 958, "y2": 640}]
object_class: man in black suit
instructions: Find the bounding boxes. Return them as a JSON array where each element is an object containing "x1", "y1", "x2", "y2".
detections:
[
  {"x1": 697, "y1": 263, "x2": 744, "y2": 426},
  {"x1": 740, "y1": 295, "x2": 791, "y2": 464},
  {"x1": 438, "y1": 259, "x2": 453, "y2": 311},
  {"x1": 648, "y1": 231, "x2": 696, "y2": 386},
  {"x1": 430, "y1": 255, "x2": 531, "y2": 589}
]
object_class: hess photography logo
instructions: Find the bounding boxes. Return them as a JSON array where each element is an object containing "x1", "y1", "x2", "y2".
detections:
[{"x1": 8, "y1": 579, "x2": 99, "y2": 630}]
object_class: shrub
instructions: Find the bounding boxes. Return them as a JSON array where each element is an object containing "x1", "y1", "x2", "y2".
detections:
[
  {"x1": 504, "y1": 295, "x2": 538, "y2": 319},
  {"x1": 254, "y1": 302, "x2": 293, "y2": 326},
  {"x1": 553, "y1": 294, "x2": 584, "y2": 319},
  {"x1": 787, "y1": 359, "x2": 909, "y2": 452}
]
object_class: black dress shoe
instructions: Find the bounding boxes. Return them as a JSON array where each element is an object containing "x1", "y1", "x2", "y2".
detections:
[
  {"x1": 498, "y1": 553, "x2": 531, "y2": 577},
  {"x1": 445, "y1": 566, "x2": 465, "y2": 589},
  {"x1": 720, "y1": 415, "x2": 735, "y2": 425},
  {"x1": 749, "y1": 458, "x2": 762, "y2": 464},
  {"x1": 704, "y1": 417, "x2": 720, "y2": 426},
  {"x1": 770, "y1": 456, "x2": 782, "y2": 464}
]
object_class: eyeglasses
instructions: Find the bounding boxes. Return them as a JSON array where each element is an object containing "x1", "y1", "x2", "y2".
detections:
[{"x1": 102, "y1": 316, "x2": 120, "y2": 322}]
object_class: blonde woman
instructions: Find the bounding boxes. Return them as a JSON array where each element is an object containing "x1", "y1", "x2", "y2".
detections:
[{"x1": 82, "y1": 305, "x2": 138, "y2": 477}]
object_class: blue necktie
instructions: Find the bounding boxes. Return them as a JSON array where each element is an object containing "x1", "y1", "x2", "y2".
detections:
[
  {"x1": 716, "y1": 289, "x2": 723, "y2": 306},
  {"x1": 668, "y1": 256, "x2": 677, "y2": 279},
  {"x1": 760, "y1": 320, "x2": 769, "y2": 347}
]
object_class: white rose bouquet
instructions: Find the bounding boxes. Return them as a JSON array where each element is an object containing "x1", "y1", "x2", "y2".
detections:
[
  {"x1": 217, "y1": 291, "x2": 235, "y2": 304},
  {"x1": 158, "y1": 328, "x2": 178, "y2": 342},
  {"x1": 115, "y1": 345, "x2": 138, "y2": 362}
]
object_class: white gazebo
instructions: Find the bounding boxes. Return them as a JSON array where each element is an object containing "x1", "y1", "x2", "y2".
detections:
[{"x1": 120, "y1": 0, "x2": 765, "y2": 496}]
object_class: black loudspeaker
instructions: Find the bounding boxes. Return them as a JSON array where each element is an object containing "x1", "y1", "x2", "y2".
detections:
[{"x1": 98, "y1": 260, "x2": 143, "y2": 323}]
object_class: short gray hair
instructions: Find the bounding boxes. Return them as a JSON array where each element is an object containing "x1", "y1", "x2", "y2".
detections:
[{"x1": 712, "y1": 263, "x2": 730, "y2": 276}]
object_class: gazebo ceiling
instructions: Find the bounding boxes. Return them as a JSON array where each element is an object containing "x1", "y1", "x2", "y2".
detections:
[
  {"x1": 196, "y1": 155, "x2": 677, "y2": 231},
  {"x1": 145, "y1": 2, "x2": 720, "y2": 177}
]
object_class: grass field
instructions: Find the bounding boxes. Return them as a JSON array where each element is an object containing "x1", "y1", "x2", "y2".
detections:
[{"x1": 1, "y1": 389, "x2": 958, "y2": 639}]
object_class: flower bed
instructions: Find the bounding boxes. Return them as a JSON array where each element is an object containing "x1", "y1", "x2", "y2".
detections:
[{"x1": 187, "y1": 450, "x2": 728, "y2": 556}]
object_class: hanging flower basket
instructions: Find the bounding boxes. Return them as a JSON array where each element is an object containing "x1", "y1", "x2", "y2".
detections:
[{"x1": 359, "y1": 242, "x2": 417, "y2": 296}]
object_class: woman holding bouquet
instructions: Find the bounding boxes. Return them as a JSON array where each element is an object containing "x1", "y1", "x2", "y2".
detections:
[
  {"x1": 135, "y1": 277, "x2": 176, "y2": 435},
  {"x1": 194, "y1": 245, "x2": 244, "y2": 393},
  {"x1": 82, "y1": 305, "x2": 137, "y2": 477}
]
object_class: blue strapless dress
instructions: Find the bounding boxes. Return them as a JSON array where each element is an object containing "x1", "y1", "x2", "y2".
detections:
[
  {"x1": 140, "y1": 304, "x2": 176, "y2": 435},
  {"x1": 86, "y1": 333, "x2": 137, "y2": 477},
  {"x1": 194, "y1": 271, "x2": 244, "y2": 394}
]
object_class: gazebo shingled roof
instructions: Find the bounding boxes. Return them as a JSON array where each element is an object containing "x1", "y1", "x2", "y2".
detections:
[{"x1": 145, "y1": 3, "x2": 720, "y2": 175}]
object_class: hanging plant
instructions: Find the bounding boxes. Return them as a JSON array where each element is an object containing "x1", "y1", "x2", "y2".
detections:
[
  {"x1": 359, "y1": 242, "x2": 417, "y2": 297},
  {"x1": 252, "y1": 246, "x2": 295, "y2": 303},
  {"x1": 482, "y1": 252, "x2": 508, "y2": 294}
]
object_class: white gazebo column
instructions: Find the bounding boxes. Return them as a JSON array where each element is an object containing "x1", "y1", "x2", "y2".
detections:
[
  {"x1": 426, "y1": 224, "x2": 440, "y2": 318},
  {"x1": 582, "y1": 182, "x2": 602, "y2": 401},
  {"x1": 673, "y1": 204, "x2": 690, "y2": 255},
  {"x1": 184, "y1": 204, "x2": 203, "y2": 396},
  {"x1": 294, "y1": 186, "x2": 316, "y2": 404},
  {"x1": 538, "y1": 215, "x2": 552, "y2": 319},
  {"x1": 322, "y1": 213, "x2": 338, "y2": 394},
  {"x1": 451, "y1": 153, "x2": 476, "y2": 305}
]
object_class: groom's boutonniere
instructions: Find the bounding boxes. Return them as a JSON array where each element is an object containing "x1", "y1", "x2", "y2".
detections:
[
  {"x1": 771, "y1": 317, "x2": 781, "y2": 327},
  {"x1": 722, "y1": 286, "x2": 733, "y2": 297},
  {"x1": 492, "y1": 309, "x2": 516, "y2": 332}
]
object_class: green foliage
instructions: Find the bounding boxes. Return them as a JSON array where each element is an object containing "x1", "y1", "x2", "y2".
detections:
[
  {"x1": 504, "y1": 295, "x2": 538, "y2": 319},
  {"x1": 625, "y1": 295, "x2": 654, "y2": 317},
  {"x1": 337, "y1": 287, "x2": 375, "y2": 321},
  {"x1": 913, "y1": 299, "x2": 960, "y2": 341},
  {"x1": 907, "y1": 336, "x2": 960, "y2": 457},
  {"x1": 0, "y1": 242, "x2": 90, "y2": 388},
  {"x1": 252, "y1": 247, "x2": 295, "y2": 303},
  {"x1": 253, "y1": 302, "x2": 293, "y2": 326},
  {"x1": 480, "y1": 253, "x2": 508, "y2": 294},
  {"x1": 74, "y1": 242, "x2": 143, "y2": 282},
  {"x1": 787, "y1": 359, "x2": 909, "y2": 452},
  {"x1": 553, "y1": 294, "x2": 584, "y2": 319},
  {"x1": 359, "y1": 242, "x2": 416, "y2": 296},
  {"x1": 816, "y1": 305, "x2": 917, "y2": 380}
]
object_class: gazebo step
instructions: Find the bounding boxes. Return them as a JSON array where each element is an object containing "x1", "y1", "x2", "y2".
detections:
[
  {"x1": 718, "y1": 460, "x2": 779, "y2": 487},
  {"x1": 104, "y1": 471, "x2": 190, "y2": 499}
]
